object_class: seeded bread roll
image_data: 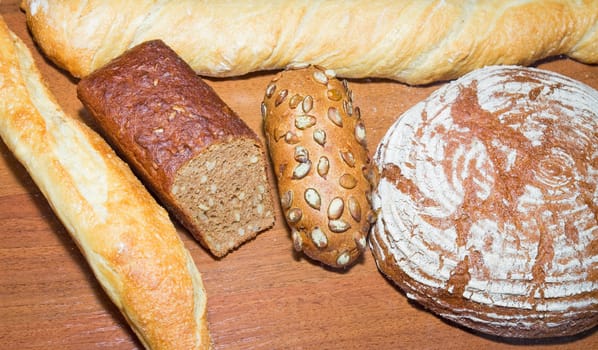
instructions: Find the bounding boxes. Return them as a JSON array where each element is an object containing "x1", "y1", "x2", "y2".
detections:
[
  {"x1": 21, "y1": 0, "x2": 598, "y2": 84},
  {"x1": 371, "y1": 65, "x2": 598, "y2": 338},
  {"x1": 0, "y1": 17, "x2": 210, "y2": 349},
  {"x1": 77, "y1": 40, "x2": 275, "y2": 257},
  {"x1": 262, "y1": 65, "x2": 376, "y2": 268}
]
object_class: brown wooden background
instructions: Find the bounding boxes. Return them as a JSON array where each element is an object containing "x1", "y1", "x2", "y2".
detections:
[{"x1": 1, "y1": 1, "x2": 596, "y2": 349}]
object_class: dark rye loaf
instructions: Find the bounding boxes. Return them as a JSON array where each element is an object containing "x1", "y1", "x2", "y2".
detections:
[{"x1": 77, "y1": 40, "x2": 275, "y2": 257}]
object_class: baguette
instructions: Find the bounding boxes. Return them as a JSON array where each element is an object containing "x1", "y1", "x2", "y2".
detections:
[
  {"x1": 262, "y1": 65, "x2": 376, "y2": 268},
  {"x1": 20, "y1": 0, "x2": 598, "y2": 85},
  {"x1": 0, "y1": 16, "x2": 211, "y2": 349},
  {"x1": 77, "y1": 40, "x2": 275, "y2": 258}
]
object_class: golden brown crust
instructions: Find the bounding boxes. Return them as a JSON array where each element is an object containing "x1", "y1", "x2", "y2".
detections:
[
  {"x1": 0, "y1": 16, "x2": 211, "y2": 349},
  {"x1": 20, "y1": 0, "x2": 598, "y2": 84},
  {"x1": 262, "y1": 65, "x2": 376, "y2": 268},
  {"x1": 78, "y1": 40, "x2": 260, "y2": 191}
]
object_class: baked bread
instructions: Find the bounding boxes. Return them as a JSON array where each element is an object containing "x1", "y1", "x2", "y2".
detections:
[
  {"x1": 370, "y1": 65, "x2": 598, "y2": 338},
  {"x1": 0, "y1": 16, "x2": 211, "y2": 349},
  {"x1": 262, "y1": 65, "x2": 376, "y2": 268},
  {"x1": 20, "y1": 0, "x2": 598, "y2": 85},
  {"x1": 77, "y1": 40, "x2": 275, "y2": 258}
]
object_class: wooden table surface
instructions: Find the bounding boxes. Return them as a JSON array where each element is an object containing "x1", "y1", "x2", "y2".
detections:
[{"x1": 1, "y1": 2, "x2": 596, "y2": 349}]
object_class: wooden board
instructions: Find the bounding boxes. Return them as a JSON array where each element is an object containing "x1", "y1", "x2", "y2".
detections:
[{"x1": 0, "y1": 2, "x2": 596, "y2": 349}]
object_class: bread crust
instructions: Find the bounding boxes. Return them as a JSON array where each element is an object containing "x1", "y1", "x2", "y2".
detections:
[
  {"x1": 0, "y1": 16, "x2": 211, "y2": 349},
  {"x1": 21, "y1": 0, "x2": 598, "y2": 84},
  {"x1": 371, "y1": 65, "x2": 598, "y2": 338},
  {"x1": 78, "y1": 40, "x2": 259, "y2": 192}
]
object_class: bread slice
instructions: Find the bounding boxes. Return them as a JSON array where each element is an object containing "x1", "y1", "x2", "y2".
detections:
[{"x1": 77, "y1": 40, "x2": 275, "y2": 257}]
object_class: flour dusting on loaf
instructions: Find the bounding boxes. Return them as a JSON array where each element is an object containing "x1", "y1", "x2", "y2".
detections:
[
  {"x1": 371, "y1": 65, "x2": 598, "y2": 338},
  {"x1": 77, "y1": 40, "x2": 275, "y2": 257}
]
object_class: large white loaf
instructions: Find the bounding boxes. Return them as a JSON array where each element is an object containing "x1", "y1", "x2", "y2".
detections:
[
  {"x1": 371, "y1": 65, "x2": 598, "y2": 338},
  {"x1": 20, "y1": 0, "x2": 598, "y2": 84}
]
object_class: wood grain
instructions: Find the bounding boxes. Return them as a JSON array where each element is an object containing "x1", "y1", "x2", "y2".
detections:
[{"x1": 1, "y1": 2, "x2": 596, "y2": 349}]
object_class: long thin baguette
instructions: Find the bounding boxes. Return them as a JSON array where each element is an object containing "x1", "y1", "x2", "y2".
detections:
[
  {"x1": 20, "y1": 0, "x2": 598, "y2": 85},
  {"x1": 0, "y1": 16, "x2": 211, "y2": 350}
]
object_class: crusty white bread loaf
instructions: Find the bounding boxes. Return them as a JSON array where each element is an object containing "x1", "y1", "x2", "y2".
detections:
[
  {"x1": 77, "y1": 40, "x2": 275, "y2": 258},
  {"x1": 20, "y1": 0, "x2": 598, "y2": 85},
  {"x1": 370, "y1": 65, "x2": 598, "y2": 338},
  {"x1": 262, "y1": 65, "x2": 376, "y2": 268},
  {"x1": 0, "y1": 16, "x2": 211, "y2": 349}
]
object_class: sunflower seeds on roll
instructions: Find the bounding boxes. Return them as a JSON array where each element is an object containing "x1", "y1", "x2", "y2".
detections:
[{"x1": 262, "y1": 65, "x2": 375, "y2": 268}]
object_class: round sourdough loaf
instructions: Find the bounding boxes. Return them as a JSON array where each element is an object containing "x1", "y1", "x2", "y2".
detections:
[{"x1": 370, "y1": 65, "x2": 598, "y2": 338}]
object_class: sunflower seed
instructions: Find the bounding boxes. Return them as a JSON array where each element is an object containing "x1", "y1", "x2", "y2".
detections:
[
  {"x1": 327, "y1": 88, "x2": 342, "y2": 101},
  {"x1": 295, "y1": 115, "x2": 316, "y2": 129},
  {"x1": 313, "y1": 129, "x2": 326, "y2": 146},
  {"x1": 198, "y1": 203, "x2": 210, "y2": 211},
  {"x1": 287, "y1": 208, "x2": 303, "y2": 223},
  {"x1": 280, "y1": 190, "x2": 293, "y2": 209},
  {"x1": 328, "y1": 106, "x2": 343, "y2": 127},
  {"x1": 304, "y1": 188, "x2": 321, "y2": 210},
  {"x1": 275, "y1": 89, "x2": 288, "y2": 106},
  {"x1": 343, "y1": 100, "x2": 353, "y2": 116},
  {"x1": 339, "y1": 173, "x2": 357, "y2": 189},
  {"x1": 317, "y1": 156, "x2": 330, "y2": 178},
  {"x1": 327, "y1": 197, "x2": 344, "y2": 220},
  {"x1": 355, "y1": 122, "x2": 367, "y2": 145},
  {"x1": 284, "y1": 131, "x2": 300, "y2": 144},
  {"x1": 292, "y1": 230, "x2": 303, "y2": 251},
  {"x1": 329, "y1": 219, "x2": 351, "y2": 233},
  {"x1": 347, "y1": 196, "x2": 361, "y2": 222},
  {"x1": 313, "y1": 70, "x2": 328, "y2": 85},
  {"x1": 265, "y1": 83, "x2": 276, "y2": 98},
  {"x1": 289, "y1": 94, "x2": 303, "y2": 109},
  {"x1": 310, "y1": 227, "x2": 328, "y2": 248},
  {"x1": 302, "y1": 95, "x2": 313, "y2": 113},
  {"x1": 354, "y1": 106, "x2": 362, "y2": 119},
  {"x1": 261, "y1": 102, "x2": 267, "y2": 119},
  {"x1": 336, "y1": 252, "x2": 351, "y2": 266},
  {"x1": 354, "y1": 232, "x2": 367, "y2": 250},
  {"x1": 362, "y1": 166, "x2": 376, "y2": 185},
  {"x1": 294, "y1": 146, "x2": 309, "y2": 163},
  {"x1": 292, "y1": 160, "x2": 311, "y2": 179},
  {"x1": 340, "y1": 149, "x2": 356, "y2": 167}
]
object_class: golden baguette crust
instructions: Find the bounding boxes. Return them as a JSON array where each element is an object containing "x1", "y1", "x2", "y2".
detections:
[
  {"x1": 20, "y1": 0, "x2": 598, "y2": 84},
  {"x1": 0, "y1": 16, "x2": 211, "y2": 350}
]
